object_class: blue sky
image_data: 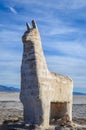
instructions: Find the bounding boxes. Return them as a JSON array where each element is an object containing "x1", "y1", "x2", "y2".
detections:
[{"x1": 0, "y1": 0, "x2": 86, "y2": 93}]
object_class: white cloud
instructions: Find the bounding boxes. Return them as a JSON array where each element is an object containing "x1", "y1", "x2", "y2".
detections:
[
  {"x1": 0, "y1": 49, "x2": 21, "y2": 87},
  {"x1": 9, "y1": 0, "x2": 86, "y2": 9},
  {"x1": 46, "y1": 0, "x2": 86, "y2": 9},
  {"x1": 43, "y1": 40, "x2": 86, "y2": 58},
  {"x1": 8, "y1": 6, "x2": 17, "y2": 14},
  {"x1": 0, "y1": 71, "x2": 20, "y2": 86},
  {"x1": 40, "y1": 24, "x2": 77, "y2": 36},
  {"x1": 0, "y1": 29, "x2": 20, "y2": 42},
  {"x1": 67, "y1": 0, "x2": 86, "y2": 9},
  {"x1": 0, "y1": 0, "x2": 86, "y2": 91},
  {"x1": 0, "y1": 28, "x2": 22, "y2": 87},
  {"x1": 46, "y1": 55, "x2": 86, "y2": 88}
]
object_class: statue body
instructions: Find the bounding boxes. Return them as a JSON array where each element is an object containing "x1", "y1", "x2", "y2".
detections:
[{"x1": 20, "y1": 20, "x2": 73, "y2": 127}]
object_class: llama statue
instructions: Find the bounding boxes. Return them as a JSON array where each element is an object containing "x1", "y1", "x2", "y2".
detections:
[{"x1": 20, "y1": 20, "x2": 73, "y2": 127}]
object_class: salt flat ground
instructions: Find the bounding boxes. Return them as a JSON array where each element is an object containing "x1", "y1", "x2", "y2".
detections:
[
  {"x1": 73, "y1": 95, "x2": 86, "y2": 104},
  {"x1": 0, "y1": 92, "x2": 86, "y2": 129},
  {"x1": 0, "y1": 92, "x2": 86, "y2": 103}
]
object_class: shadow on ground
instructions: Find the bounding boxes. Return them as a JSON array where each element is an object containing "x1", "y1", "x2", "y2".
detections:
[
  {"x1": 0, "y1": 119, "x2": 86, "y2": 130},
  {"x1": 0, "y1": 121, "x2": 36, "y2": 130}
]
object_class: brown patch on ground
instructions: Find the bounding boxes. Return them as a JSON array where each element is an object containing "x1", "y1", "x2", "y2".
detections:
[{"x1": 73, "y1": 118, "x2": 86, "y2": 125}]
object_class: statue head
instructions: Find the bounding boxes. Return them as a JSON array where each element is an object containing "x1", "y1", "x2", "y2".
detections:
[{"x1": 22, "y1": 20, "x2": 40, "y2": 43}]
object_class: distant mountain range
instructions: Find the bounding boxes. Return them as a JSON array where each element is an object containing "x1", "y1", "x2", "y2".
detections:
[
  {"x1": 0, "y1": 85, "x2": 20, "y2": 92},
  {"x1": 73, "y1": 92, "x2": 86, "y2": 95},
  {"x1": 0, "y1": 85, "x2": 86, "y2": 95}
]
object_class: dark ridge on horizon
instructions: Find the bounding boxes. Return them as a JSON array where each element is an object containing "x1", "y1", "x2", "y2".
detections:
[
  {"x1": 73, "y1": 92, "x2": 86, "y2": 95},
  {"x1": 0, "y1": 85, "x2": 20, "y2": 92},
  {"x1": 0, "y1": 85, "x2": 86, "y2": 95}
]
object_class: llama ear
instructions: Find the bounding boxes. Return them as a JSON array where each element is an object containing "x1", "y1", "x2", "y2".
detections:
[
  {"x1": 26, "y1": 22, "x2": 30, "y2": 31},
  {"x1": 32, "y1": 20, "x2": 37, "y2": 29}
]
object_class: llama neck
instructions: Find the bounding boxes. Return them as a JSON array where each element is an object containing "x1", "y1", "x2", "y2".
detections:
[{"x1": 22, "y1": 40, "x2": 48, "y2": 71}]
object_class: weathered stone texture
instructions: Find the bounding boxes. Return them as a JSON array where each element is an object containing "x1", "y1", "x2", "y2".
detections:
[{"x1": 20, "y1": 20, "x2": 73, "y2": 128}]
